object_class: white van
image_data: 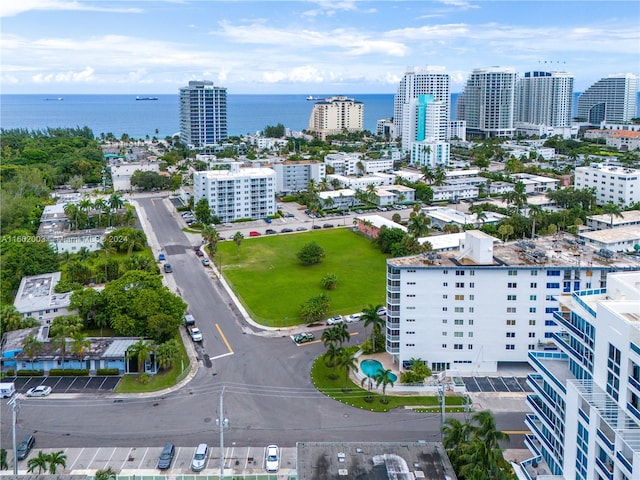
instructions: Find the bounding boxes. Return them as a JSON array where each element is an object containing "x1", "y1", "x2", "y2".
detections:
[
  {"x1": 0, "y1": 382, "x2": 16, "y2": 398},
  {"x1": 191, "y1": 443, "x2": 208, "y2": 472}
]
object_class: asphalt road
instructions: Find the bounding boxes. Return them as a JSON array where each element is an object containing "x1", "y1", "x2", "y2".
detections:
[{"x1": 0, "y1": 194, "x2": 527, "y2": 450}]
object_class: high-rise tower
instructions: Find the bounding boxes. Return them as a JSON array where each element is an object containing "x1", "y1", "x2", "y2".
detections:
[
  {"x1": 515, "y1": 71, "x2": 574, "y2": 127},
  {"x1": 393, "y1": 67, "x2": 450, "y2": 145},
  {"x1": 457, "y1": 67, "x2": 517, "y2": 139},
  {"x1": 179, "y1": 80, "x2": 228, "y2": 148},
  {"x1": 577, "y1": 73, "x2": 638, "y2": 124}
]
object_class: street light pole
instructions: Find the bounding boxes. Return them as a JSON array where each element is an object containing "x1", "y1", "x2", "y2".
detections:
[
  {"x1": 8, "y1": 395, "x2": 20, "y2": 475},
  {"x1": 216, "y1": 387, "x2": 229, "y2": 477}
]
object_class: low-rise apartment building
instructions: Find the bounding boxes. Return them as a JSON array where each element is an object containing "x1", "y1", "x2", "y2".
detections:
[
  {"x1": 574, "y1": 164, "x2": 640, "y2": 207},
  {"x1": 193, "y1": 163, "x2": 276, "y2": 222},
  {"x1": 385, "y1": 231, "x2": 640, "y2": 373},
  {"x1": 272, "y1": 161, "x2": 325, "y2": 194},
  {"x1": 13, "y1": 272, "x2": 72, "y2": 324}
]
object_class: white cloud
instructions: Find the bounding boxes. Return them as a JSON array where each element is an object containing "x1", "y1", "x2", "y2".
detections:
[
  {"x1": 32, "y1": 66, "x2": 95, "y2": 83},
  {"x1": 0, "y1": 0, "x2": 142, "y2": 18}
]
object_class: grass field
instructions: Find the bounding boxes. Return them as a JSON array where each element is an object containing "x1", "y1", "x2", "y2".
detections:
[{"x1": 216, "y1": 228, "x2": 388, "y2": 327}]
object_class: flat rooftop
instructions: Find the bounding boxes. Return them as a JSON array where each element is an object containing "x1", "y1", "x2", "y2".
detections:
[
  {"x1": 389, "y1": 231, "x2": 640, "y2": 270},
  {"x1": 296, "y1": 441, "x2": 457, "y2": 480}
]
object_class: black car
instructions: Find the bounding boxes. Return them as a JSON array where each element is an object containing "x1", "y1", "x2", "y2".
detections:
[
  {"x1": 265, "y1": 229, "x2": 276, "y2": 235},
  {"x1": 323, "y1": 223, "x2": 334, "y2": 228},
  {"x1": 164, "y1": 264, "x2": 173, "y2": 273},
  {"x1": 312, "y1": 225, "x2": 321, "y2": 230},
  {"x1": 16, "y1": 435, "x2": 35, "y2": 460},
  {"x1": 280, "y1": 228, "x2": 293, "y2": 233},
  {"x1": 157, "y1": 443, "x2": 175, "y2": 470}
]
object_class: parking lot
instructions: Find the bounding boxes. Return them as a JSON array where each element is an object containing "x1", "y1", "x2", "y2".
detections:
[
  {"x1": 462, "y1": 376, "x2": 531, "y2": 393},
  {"x1": 6, "y1": 375, "x2": 121, "y2": 394},
  {"x1": 12, "y1": 445, "x2": 295, "y2": 475}
]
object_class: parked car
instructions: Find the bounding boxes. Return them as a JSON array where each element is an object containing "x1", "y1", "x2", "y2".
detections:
[
  {"x1": 280, "y1": 228, "x2": 293, "y2": 233},
  {"x1": 347, "y1": 313, "x2": 362, "y2": 322},
  {"x1": 264, "y1": 217, "x2": 272, "y2": 223},
  {"x1": 323, "y1": 223, "x2": 334, "y2": 228},
  {"x1": 25, "y1": 385, "x2": 52, "y2": 397},
  {"x1": 157, "y1": 443, "x2": 175, "y2": 470},
  {"x1": 201, "y1": 258, "x2": 210, "y2": 266},
  {"x1": 16, "y1": 435, "x2": 35, "y2": 460},
  {"x1": 285, "y1": 213, "x2": 295, "y2": 218},
  {"x1": 249, "y1": 231, "x2": 261, "y2": 237},
  {"x1": 265, "y1": 445, "x2": 279, "y2": 473},
  {"x1": 164, "y1": 264, "x2": 173, "y2": 273},
  {"x1": 377, "y1": 307, "x2": 387, "y2": 316},
  {"x1": 293, "y1": 332, "x2": 315, "y2": 344},
  {"x1": 312, "y1": 225, "x2": 321, "y2": 230},
  {"x1": 327, "y1": 315, "x2": 343, "y2": 325},
  {"x1": 158, "y1": 253, "x2": 166, "y2": 261},
  {"x1": 265, "y1": 229, "x2": 276, "y2": 235},
  {"x1": 195, "y1": 249, "x2": 204, "y2": 257},
  {"x1": 184, "y1": 314, "x2": 196, "y2": 327},
  {"x1": 191, "y1": 443, "x2": 208, "y2": 472},
  {"x1": 188, "y1": 326, "x2": 203, "y2": 342},
  {"x1": 296, "y1": 227, "x2": 308, "y2": 231}
]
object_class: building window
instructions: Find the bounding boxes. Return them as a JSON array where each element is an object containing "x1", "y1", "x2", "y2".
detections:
[
  {"x1": 529, "y1": 319, "x2": 536, "y2": 326},
  {"x1": 456, "y1": 282, "x2": 465, "y2": 288},
  {"x1": 468, "y1": 319, "x2": 474, "y2": 325},
  {"x1": 454, "y1": 332, "x2": 463, "y2": 337},
  {"x1": 469, "y1": 282, "x2": 475, "y2": 288},
  {"x1": 508, "y1": 270, "x2": 517, "y2": 276},
  {"x1": 454, "y1": 319, "x2": 464, "y2": 325},
  {"x1": 507, "y1": 307, "x2": 516, "y2": 313},
  {"x1": 506, "y1": 344, "x2": 515, "y2": 350},
  {"x1": 530, "y1": 295, "x2": 537, "y2": 301},
  {"x1": 454, "y1": 307, "x2": 464, "y2": 313},
  {"x1": 506, "y1": 320, "x2": 516, "y2": 325},
  {"x1": 455, "y1": 295, "x2": 464, "y2": 300},
  {"x1": 443, "y1": 282, "x2": 448, "y2": 287},
  {"x1": 442, "y1": 294, "x2": 448, "y2": 299},
  {"x1": 529, "y1": 332, "x2": 536, "y2": 338},
  {"x1": 468, "y1": 332, "x2": 473, "y2": 337},
  {"x1": 528, "y1": 344, "x2": 535, "y2": 350},
  {"x1": 442, "y1": 307, "x2": 448, "y2": 311},
  {"x1": 454, "y1": 344, "x2": 463, "y2": 350},
  {"x1": 442, "y1": 344, "x2": 447, "y2": 349},
  {"x1": 530, "y1": 283, "x2": 537, "y2": 288},
  {"x1": 506, "y1": 332, "x2": 515, "y2": 338},
  {"x1": 529, "y1": 307, "x2": 537, "y2": 313},
  {"x1": 456, "y1": 270, "x2": 465, "y2": 276},
  {"x1": 546, "y1": 283, "x2": 560, "y2": 289},
  {"x1": 508, "y1": 282, "x2": 517, "y2": 288},
  {"x1": 442, "y1": 319, "x2": 448, "y2": 324},
  {"x1": 507, "y1": 295, "x2": 517, "y2": 301},
  {"x1": 442, "y1": 332, "x2": 447, "y2": 336}
]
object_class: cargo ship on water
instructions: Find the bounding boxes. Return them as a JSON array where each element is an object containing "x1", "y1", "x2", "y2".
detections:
[{"x1": 136, "y1": 96, "x2": 158, "y2": 101}]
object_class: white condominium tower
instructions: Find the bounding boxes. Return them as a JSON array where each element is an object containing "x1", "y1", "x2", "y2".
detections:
[
  {"x1": 456, "y1": 66, "x2": 517, "y2": 139},
  {"x1": 307, "y1": 96, "x2": 363, "y2": 140},
  {"x1": 577, "y1": 73, "x2": 639, "y2": 124},
  {"x1": 517, "y1": 271, "x2": 640, "y2": 479},
  {"x1": 515, "y1": 71, "x2": 574, "y2": 127},
  {"x1": 393, "y1": 67, "x2": 450, "y2": 144},
  {"x1": 179, "y1": 80, "x2": 228, "y2": 148}
]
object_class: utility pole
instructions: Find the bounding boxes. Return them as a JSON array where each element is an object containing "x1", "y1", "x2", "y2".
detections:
[
  {"x1": 215, "y1": 387, "x2": 229, "y2": 477},
  {"x1": 8, "y1": 395, "x2": 20, "y2": 475},
  {"x1": 439, "y1": 383, "x2": 446, "y2": 440}
]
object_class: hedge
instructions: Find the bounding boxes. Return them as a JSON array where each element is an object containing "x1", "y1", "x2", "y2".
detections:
[
  {"x1": 96, "y1": 368, "x2": 121, "y2": 376},
  {"x1": 47, "y1": 369, "x2": 89, "y2": 376}
]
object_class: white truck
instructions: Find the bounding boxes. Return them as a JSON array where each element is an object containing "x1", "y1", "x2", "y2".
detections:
[{"x1": 0, "y1": 382, "x2": 16, "y2": 398}]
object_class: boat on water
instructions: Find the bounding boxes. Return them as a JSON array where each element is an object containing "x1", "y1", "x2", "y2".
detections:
[
  {"x1": 136, "y1": 96, "x2": 159, "y2": 101},
  {"x1": 306, "y1": 96, "x2": 323, "y2": 101},
  {"x1": 44, "y1": 97, "x2": 63, "y2": 101}
]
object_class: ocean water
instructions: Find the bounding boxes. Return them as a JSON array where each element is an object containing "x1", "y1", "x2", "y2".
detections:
[{"x1": 0, "y1": 93, "x2": 405, "y2": 140}]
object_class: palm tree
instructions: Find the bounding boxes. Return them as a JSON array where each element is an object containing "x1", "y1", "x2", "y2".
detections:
[
  {"x1": 323, "y1": 344, "x2": 343, "y2": 376},
  {"x1": 50, "y1": 315, "x2": 83, "y2": 369},
  {"x1": 321, "y1": 327, "x2": 341, "y2": 348},
  {"x1": 420, "y1": 164, "x2": 434, "y2": 184},
  {"x1": 155, "y1": 339, "x2": 180, "y2": 371},
  {"x1": 63, "y1": 203, "x2": 80, "y2": 231},
  {"x1": 78, "y1": 198, "x2": 94, "y2": 226},
  {"x1": 22, "y1": 333, "x2": 43, "y2": 370},
  {"x1": 408, "y1": 213, "x2": 430, "y2": 238},
  {"x1": 108, "y1": 193, "x2": 124, "y2": 224},
  {"x1": 128, "y1": 338, "x2": 154, "y2": 374},
  {"x1": 441, "y1": 417, "x2": 473, "y2": 467},
  {"x1": 527, "y1": 204, "x2": 544, "y2": 238},
  {"x1": 93, "y1": 198, "x2": 108, "y2": 227},
  {"x1": 373, "y1": 368, "x2": 395, "y2": 403},
  {"x1": 201, "y1": 224, "x2": 220, "y2": 254},
  {"x1": 94, "y1": 467, "x2": 117, "y2": 480},
  {"x1": 232, "y1": 231, "x2": 244, "y2": 260},
  {"x1": 601, "y1": 202, "x2": 623, "y2": 228},
  {"x1": 362, "y1": 304, "x2": 384, "y2": 352},
  {"x1": 433, "y1": 165, "x2": 447, "y2": 186},
  {"x1": 338, "y1": 349, "x2": 359, "y2": 387},
  {"x1": 70, "y1": 332, "x2": 91, "y2": 364},
  {"x1": 47, "y1": 450, "x2": 67, "y2": 474},
  {"x1": 98, "y1": 241, "x2": 117, "y2": 283},
  {"x1": 1, "y1": 305, "x2": 24, "y2": 333},
  {"x1": 27, "y1": 451, "x2": 49, "y2": 473}
]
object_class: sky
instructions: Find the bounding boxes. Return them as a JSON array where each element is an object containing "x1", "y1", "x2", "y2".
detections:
[{"x1": 1, "y1": 0, "x2": 639, "y2": 95}]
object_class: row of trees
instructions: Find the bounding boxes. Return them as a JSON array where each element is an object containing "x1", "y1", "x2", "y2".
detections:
[{"x1": 62, "y1": 193, "x2": 134, "y2": 230}]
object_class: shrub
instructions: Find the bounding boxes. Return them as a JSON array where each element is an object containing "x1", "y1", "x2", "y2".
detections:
[
  {"x1": 17, "y1": 370, "x2": 44, "y2": 376},
  {"x1": 297, "y1": 241, "x2": 325, "y2": 265},
  {"x1": 97, "y1": 368, "x2": 120, "y2": 376},
  {"x1": 48, "y1": 369, "x2": 89, "y2": 376}
]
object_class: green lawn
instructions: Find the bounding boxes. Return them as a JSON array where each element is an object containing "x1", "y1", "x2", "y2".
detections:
[
  {"x1": 217, "y1": 229, "x2": 387, "y2": 327},
  {"x1": 115, "y1": 335, "x2": 190, "y2": 393},
  {"x1": 310, "y1": 353, "x2": 469, "y2": 413}
]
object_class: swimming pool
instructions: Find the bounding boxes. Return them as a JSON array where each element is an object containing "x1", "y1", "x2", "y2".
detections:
[{"x1": 360, "y1": 359, "x2": 398, "y2": 382}]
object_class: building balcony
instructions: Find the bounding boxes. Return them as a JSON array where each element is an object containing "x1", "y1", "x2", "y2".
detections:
[
  {"x1": 595, "y1": 456, "x2": 614, "y2": 480},
  {"x1": 527, "y1": 374, "x2": 557, "y2": 408},
  {"x1": 528, "y1": 351, "x2": 570, "y2": 395}
]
